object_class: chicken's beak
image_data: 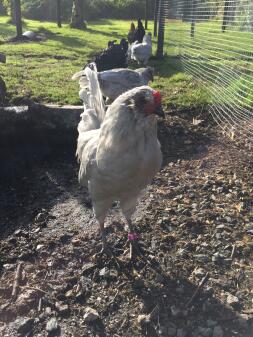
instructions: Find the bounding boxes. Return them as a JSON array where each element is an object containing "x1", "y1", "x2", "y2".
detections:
[{"x1": 154, "y1": 105, "x2": 165, "y2": 118}]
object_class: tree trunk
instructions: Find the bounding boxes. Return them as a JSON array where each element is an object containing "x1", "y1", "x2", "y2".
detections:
[
  {"x1": 14, "y1": 0, "x2": 22, "y2": 38},
  {"x1": 70, "y1": 0, "x2": 86, "y2": 29},
  {"x1": 156, "y1": 0, "x2": 165, "y2": 58},
  {"x1": 56, "y1": 0, "x2": 62, "y2": 28},
  {"x1": 10, "y1": 0, "x2": 16, "y2": 24},
  {"x1": 145, "y1": 0, "x2": 148, "y2": 30},
  {"x1": 154, "y1": 0, "x2": 159, "y2": 37}
]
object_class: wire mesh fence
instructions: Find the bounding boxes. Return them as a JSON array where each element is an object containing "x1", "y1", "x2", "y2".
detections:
[{"x1": 164, "y1": 0, "x2": 253, "y2": 141}]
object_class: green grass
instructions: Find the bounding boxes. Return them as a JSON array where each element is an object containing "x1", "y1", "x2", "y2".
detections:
[{"x1": 0, "y1": 16, "x2": 209, "y2": 108}]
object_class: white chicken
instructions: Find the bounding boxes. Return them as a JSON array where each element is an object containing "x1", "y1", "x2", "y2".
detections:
[
  {"x1": 72, "y1": 67, "x2": 154, "y2": 103},
  {"x1": 76, "y1": 64, "x2": 164, "y2": 258},
  {"x1": 130, "y1": 32, "x2": 152, "y2": 65}
]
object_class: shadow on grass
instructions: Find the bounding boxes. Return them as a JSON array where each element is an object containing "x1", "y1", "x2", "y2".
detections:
[
  {"x1": 37, "y1": 26, "x2": 124, "y2": 51},
  {"x1": 0, "y1": 21, "x2": 28, "y2": 40},
  {"x1": 150, "y1": 55, "x2": 184, "y2": 79}
]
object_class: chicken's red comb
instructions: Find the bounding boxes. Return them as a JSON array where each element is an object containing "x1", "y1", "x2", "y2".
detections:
[{"x1": 152, "y1": 90, "x2": 162, "y2": 105}]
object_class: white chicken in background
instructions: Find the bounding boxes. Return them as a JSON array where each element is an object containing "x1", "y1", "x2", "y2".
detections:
[
  {"x1": 72, "y1": 67, "x2": 154, "y2": 103},
  {"x1": 75, "y1": 64, "x2": 164, "y2": 258},
  {"x1": 130, "y1": 32, "x2": 152, "y2": 65}
]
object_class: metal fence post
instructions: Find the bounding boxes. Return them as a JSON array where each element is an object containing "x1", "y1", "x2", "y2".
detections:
[
  {"x1": 154, "y1": 0, "x2": 159, "y2": 37},
  {"x1": 156, "y1": 0, "x2": 166, "y2": 58}
]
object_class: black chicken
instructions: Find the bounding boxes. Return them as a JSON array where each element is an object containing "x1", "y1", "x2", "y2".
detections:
[
  {"x1": 134, "y1": 19, "x2": 145, "y2": 43},
  {"x1": 86, "y1": 39, "x2": 129, "y2": 72}
]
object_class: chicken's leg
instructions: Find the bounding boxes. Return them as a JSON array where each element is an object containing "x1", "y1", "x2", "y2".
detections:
[
  {"x1": 96, "y1": 220, "x2": 112, "y2": 257},
  {"x1": 126, "y1": 218, "x2": 140, "y2": 260}
]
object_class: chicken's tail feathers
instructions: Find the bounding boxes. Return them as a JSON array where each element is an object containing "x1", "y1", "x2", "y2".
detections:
[
  {"x1": 84, "y1": 62, "x2": 106, "y2": 124},
  {"x1": 72, "y1": 70, "x2": 85, "y2": 81}
]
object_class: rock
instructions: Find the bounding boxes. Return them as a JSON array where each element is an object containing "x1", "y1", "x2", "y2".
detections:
[
  {"x1": 226, "y1": 293, "x2": 239, "y2": 306},
  {"x1": 35, "y1": 211, "x2": 47, "y2": 223},
  {"x1": 16, "y1": 317, "x2": 34, "y2": 335},
  {"x1": 55, "y1": 302, "x2": 69, "y2": 315},
  {"x1": 192, "y1": 268, "x2": 206, "y2": 278},
  {"x1": 137, "y1": 314, "x2": 151, "y2": 325},
  {"x1": 46, "y1": 317, "x2": 58, "y2": 332},
  {"x1": 45, "y1": 307, "x2": 52, "y2": 316},
  {"x1": 212, "y1": 326, "x2": 224, "y2": 337},
  {"x1": 83, "y1": 307, "x2": 99, "y2": 322},
  {"x1": 36, "y1": 244, "x2": 44, "y2": 251},
  {"x1": 99, "y1": 267, "x2": 110, "y2": 278}
]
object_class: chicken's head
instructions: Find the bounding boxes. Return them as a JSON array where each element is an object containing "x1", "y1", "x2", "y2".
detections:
[{"x1": 131, "y1": 87, "x2": 164, "y2": 119}]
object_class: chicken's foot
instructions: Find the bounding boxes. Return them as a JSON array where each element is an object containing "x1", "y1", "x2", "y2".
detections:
[{"x1": 126, "y1": 219, "x2": 141, "y2": 260}]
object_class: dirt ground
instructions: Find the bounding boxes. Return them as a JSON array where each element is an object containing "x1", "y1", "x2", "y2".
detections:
[{"x1": 1, "y1": 107, "x2": 253, "y2": 337}]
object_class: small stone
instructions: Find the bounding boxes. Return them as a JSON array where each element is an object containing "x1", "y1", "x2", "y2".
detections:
[
  {"x1": 216, "y1": 225, "x2": 225, "y2": 231},
  {"x1": 46, "y1": 317, "x2": 58, "y2": 332},
  {"x1": 137, "y1": 314, "x2": 150, "y2": 325},
  {"x1": 193, "y1": 268, "x2": 206, "y2": 277},
  {"x1": 82, "y1": 262, "x2": 96, "y2": 275},
  {"x1": 36, "y1": 244, "x2": 44, "y2": 251},
  {"x1": 55, "y1": 302, "x2": 69, "y2": 315},
  {"x1": 45, "y1": 307, "x2": 52, "y2": 315},
  {"x1": 226, "y1": 293, "x2": 239, "y2": 306},
  {"x1": 35, "y1": 212, "x2": 47, "y2": 223},
  {"x1": 3, "y1": 263, "x2": 15, "y2": 271},
  {"x1": 213, "y1": 326, "x2": 223, "y2": 337},
  {"x1": 83, "y1": 307, "x2": 99, "y2": 322},
  {"x1": 65, "y1": 289, "x2": 74, "y2": 298},
  {"x1": 99, "y1": 267, "x2": 109, "y2": 277}
]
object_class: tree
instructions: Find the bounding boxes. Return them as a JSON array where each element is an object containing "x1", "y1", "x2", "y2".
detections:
[
  {"x1": 14, "y1": 0, "x2": 22, "y2": 37},
  {"x1": 70, "y1": 0, "x2": 86, "y2": 29},
  {"x1": 145, "y1": 0, "x2": 148, "y2": 29},
  {"x1": 56, "y1": 0, "x2": 62, "y2": 28}
]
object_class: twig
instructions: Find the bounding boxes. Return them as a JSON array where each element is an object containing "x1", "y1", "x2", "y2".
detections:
[
  {"x1": 231, "y1": 244, "x2": 236, "y2": 260},
  {"x1": 112, "y1": 289, "x2": 119, "y2": 302},
  {"x1": 186, "y1": 272, "x2": 209, "y2": 308},
  {"x1": 20, "y1": 285, "x2": 49, "y2": 295},
  {"x1": 11, "y1": 262, "x2": 23, "y2": 301},
  {"x1": 108, "y1": 290, "x2": 119, "y2": 307},
  {"x1": 38, "y1": 298, "x2": 42, "y2": 312},
  {"x1": 149, "y1": 304, "x2": 159, "y2": 320}
]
